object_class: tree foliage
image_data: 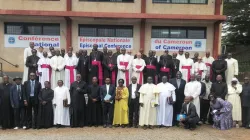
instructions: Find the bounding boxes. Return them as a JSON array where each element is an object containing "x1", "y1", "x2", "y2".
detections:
[{"x1": 222, "y1": 0, "x2": 250, "y2": 46}]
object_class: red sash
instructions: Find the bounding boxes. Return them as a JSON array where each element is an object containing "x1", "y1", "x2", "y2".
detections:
[
  {"x1": 41, "y1": 64, "x2": 52, "y2": 81},
  {"x1": 65, "y1": 66, "x2": 75, "y2": 85},
  {"x1": 198, "y1": 69, "x2": 203, "y2": 76},
  {"x1": 108, "y1": 64, "x2": 116, "y2": 85},
  {"x1": 92, "y1": 61, "x2": 103, "y2": 85},
  {"x1": 160, "y1": 67, "x2": 170, "y2": 72},
  {"x1": 135, "y1": 65, "x2": 143, "y2": 85},
  {"x1": 182, "y1": 66, "x2": 192, "y2": 82},
  {"x1": 205, "y1": 63, "x2": 212, "y2": 80},
  {"x1": 120, "y1": 61, "x2": 129, "y2": 87},
  {"x1": 146, "y1": 65, "x2": 157, "y2": 84}
]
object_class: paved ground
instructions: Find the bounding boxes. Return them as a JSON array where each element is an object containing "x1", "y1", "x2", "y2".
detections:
[{"x1": 0, "y1": 125, "x2": 249, "y2": 140}]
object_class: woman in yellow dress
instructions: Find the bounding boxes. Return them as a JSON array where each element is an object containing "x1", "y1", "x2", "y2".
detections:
[{"x1": 113, "y1": 79, "x2": 129, "y2": 128}]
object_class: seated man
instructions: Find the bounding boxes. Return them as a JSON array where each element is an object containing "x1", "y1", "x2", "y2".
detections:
[{"x1": 180, "y1": 97, "x2": 200, "y2": 130}]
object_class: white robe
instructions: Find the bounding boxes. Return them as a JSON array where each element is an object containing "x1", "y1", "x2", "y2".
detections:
[
  {"x1": 184, "y1": 81, "x2": 201, "y2": 117},
  {"x1": 117, "y1": 54, "x2": 132, "y2": 86},
  {"x1": 64, "y1": 57, "x2": 78, "y2": 88},
  {"x1": 139, "y1": 83, "x2": 159, "y2": 126},
  {"x1": 179, "y1": 58, "x2": 194, "y2": 82},
  {"x1": 64, "y1": 53, "x2": 76, "y2": 59},
  {"x1": 202, "y1": 56, "x2": 214, "y2": 77},
  {"x1": 53, "y1": 86, "x2": 71, "y2": 126},
  {"x1": 37, "y1": 51, "x2": 44, "y2": 59},
  {"x1": 225, "y1": 58, "x2": 239, "y2": 84},
  {"x1": 22, "y1": 47, "x2": 32, "y2": 84},
  {"x1": 176, "y1": 54, "x2": 185, "y2": 62},
  {"x1": 226, "y1": 84, "x2": 242, "y2": 121},
  {"x1": 132, "y1": 58, "x2": 146, "y2": 85},
  {"x1": 37, "y1": 57, "x2": 51, "y2": 88},
  {"x1": 128, "y1": 55, "x2": 134, "y2": 80},
  {"x1": 156, "y1": 82, "x2": 176, "y2": 126},
  {"x1": 50, "y1": 56, "x2": 65, "y2": 89},
  {"x1": 193, "y1": 62, "x2": 207, "y2": 79}
]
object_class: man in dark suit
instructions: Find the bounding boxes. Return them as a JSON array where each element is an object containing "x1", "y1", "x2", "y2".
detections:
[
  {"x1": 172, "y1": 53, "x2": 180, "y2": 78},
  {"x1": 169, "y1": 71, "x2": 186, "y2": 126},
  {"x1": 10, "y1": 77, "x2": 26, "y2": 130},
  {"x1": 23, "y1": 72, "x2": 42, "y2": 129},
  {"x1": 128, "y1": 76, "x2": 141, "y2": 128},
  {"x1": 180, "y1": 97, "x2": 200, "y2": 130},
  {"x1": 26, "y1": 49, "x2": 40, "y2": 80},
  {"x1": 100, "y1": 78, "x2": 116, "y2": 128}
]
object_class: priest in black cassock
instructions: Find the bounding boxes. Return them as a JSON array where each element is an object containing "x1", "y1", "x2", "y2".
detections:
[
  {"x1": 172, "y1": 53, "x2": 180, "y2": 78},
  {"x1": 212, "y1": 55, "x2": 227, "y2": 83},
  {"x1": 103, "y1": 46, "x2": 108, "y2": 58},
  {"x1": 159, "y1": 50, "x2": 172, "y2": 61},
  {"x1": 134, "y1": 48, "x2": 147, "y2": 61},
  {"x1": 76, "y1": 50, "x2": 89, "y2": 83},
  {"x1": 70, "y1": 74, "x2": 88, "y2": 128},
  {"x1": 89, "y1": 44, "x2": 104, "y2": 85},
  {"x1": 158, "y1": 55, "x2": 174, "y2": 82},
  {"x1": 26, "y1": 49, "x2": 40, "y2": 80},
  {"x1": 37, "y1": 81, "x2": 54, "y2": 129},
  {"x1": 87, "y1": 77, "x2": 102, "y2": 127},
  {"x1": 0, "y1": 75, "x2": 14, "y2": 129},
  {"x1": 113, "y1": 46, "x2": 121, "y2": 60},
  {"x1": 103, "y1": 50, "x2": 117, "y2": 85},
  {"x1": 144, "y1": 50, "x2": 158, "y2": 84}
]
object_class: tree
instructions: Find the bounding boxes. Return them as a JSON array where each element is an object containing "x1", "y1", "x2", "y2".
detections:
[{"x1": 222, "y1": 0, "x2": 250, "y2": 46}]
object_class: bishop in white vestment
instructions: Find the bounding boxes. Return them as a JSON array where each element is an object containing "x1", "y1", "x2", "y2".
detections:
[
  {"x1": 37, "y1": 52, "x2": 51, "y2": 88},
  {"x1": 184, "y1": 74, "x2": 201, "y2": 117},
  {"x1": 176, "y1": 49, "x2": 185, "y2": 63},
  {"x1": 193, "y1": 57, "x2": 207, "y2": 79},
  {"x1": 117, "y1": 49, "x2": 132, "y2": 87},
  {"x1": 22, "y1": 42, "x2": 35, "y2": 83},
  {"x1": 50, "y1": 50, "x2": 65, "y2": 89},
  {"x1": 53, "y1": 80, "x2": 71, "y2": 126},
  {"x1": 225, "y1": 53, "x2": 239, "y2": 84},
  {"x1": 64, "y1": 52, "x2": 78, "y2": 88},
  {"x1": 157, "y1": 76, "x2": 176, "y2": 127},
  {"x1": 179, "y1": 53, "x2": 194, "y2": 82},
  {"x1": 202, "y1": 52, "x2": 214, "y2": 80},
  {"x1": 132, "y1": 53, "x2": 146, "y2": 85}
]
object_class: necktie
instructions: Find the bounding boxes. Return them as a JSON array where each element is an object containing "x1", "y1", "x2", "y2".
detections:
[
  {"x1": 18, "y1": 85, "x2": 21, "y2": 100},
  {"x1": 31, "y1": 81, "x2": 34, "y2": 96}
]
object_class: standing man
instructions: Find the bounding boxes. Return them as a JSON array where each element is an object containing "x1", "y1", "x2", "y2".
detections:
[
  {"x1": 70, "y1": 74, "x2": 88, "y2": 128},
  {"x1": 10, "y1": 77, "x2": 25, "y2": 130},
  {"x1": 241, "y1": 77, "x2": 250, "y2": 128},
  {"x1": 50, "y1": 50, "x2": 65, "y2": 89},
  {"x1": 193, "y1": 57, "x2": 207, "y2": 79},
  {"x1": 113, "y1": 46, "x2": 121, "y2": 59},
  {"x1": 169, "y1": 71, "x2": 186, "y2": 126},
  {"x1": 117, "y1": 48, "x2": 132, "y2": 87},
  {"x1": 23, "y1": 73, "x2": 42, "y2": 129},
  {"x1": 192, "y1": 52, "x2": 199, "y2": 63},
  {"x1": 158, "y1": 55, "x2": 174, "y2": 81},
  {"x1": 211, "y1": 55, "x2": 227, "y2": 83},
  {"x1": 53, "y1": 80, "x2": 71, "y2": 128},
  {"x1": 157, "y1": 76, "x2": 176, "y2": 127},
  {"x1": 176, "y1": 49, "x2": 185, "y2": 62},
  {"x1": 134, "y1": 48, "x2": 147, "y2": 61},
  {"x1": 48, "y1": 46, "x2": 55, "y2": 57},
  {"x1": 87, "y1": 77, "x2": 102, "y2": 127},
  {"x1": 23, "y1": 42, "x2": 35, "y2": 83},
  {"x1": 103, "y1": 46, "x2": 108, "y2": 58},
  {"x1": 225, "y1": 53, "x2": 239, "y2": 84},
  {"x1": 100, "y1": 78, "x2": 116, "y2": 128},
  {"x1": 89, "y1": 44, "x2": 104, "y2": 85},
  {"x1": 37, "y1": 52, "x2": 51, "y2": 88},
  {"x1": 202, "y1": 51, "x2": 214, "y2": 81},
  {"x1": 127, "y1": 50, "x2": 134, "y2": 80},
  {"x1": 60, "y1": 48, "x2": 66, "y2": 58},
  {"x1": 132, "y1": 53, "x2": 146, "y2": 85},
  {"x1": 48, "y1": 50, "x2": 56, "y2": 59},
  {"x1": 76, "y1": 50, "x2": 89, "y2": 83},
  {"x1": 26, "y1": 49, "x2": 40, "y2": 80},
  {"x1": 160, "y1": 50, "x2": 172, "y2": 61},
  {"x1": 103, "y1": 50, "x2": 117, "y2": 85},
  {"x1": 128, "y1": 77, "x2": 141, "y2": 128},
  {"x1": 179, "y1": 52, "x2": 194, "y2": 82},
  {"x1": 0, "y1": 75, "x2": 14, "y2": 129},
  {"x1": 145, "y1": 50, "x2": 158, "y2": 84},
  {"x1": 64, "y1": 47, "x2": 76, "y2": 58},
  {"x1": 152, "y1": 50, "x2": 160, "y2": 62},
  {"x1": 210, "y1": 75, "x2": 228, "y2": 100},
  {"x1": 37, "y1": 46, "x2": 44, "y2": 58},
  {"x1": 184, "y1": 74, "x2": 201, "y2": 117},
  {"x1": 64, "y1": 51, "x2": 78, "y2": 88},
  {"x1": 172, "y1": 53, "x2": 180, "y2": 78},
  {"x1": 139, "y1": 77, "x2": 159, "y2": 129}
]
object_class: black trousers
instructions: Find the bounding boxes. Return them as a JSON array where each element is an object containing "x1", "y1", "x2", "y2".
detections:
[
  {"x1": 27, "y1": 97, "x2": 38, "y2": 128},
  {"x1": 129, "y1": 98, "x2": 139, "y2": 126},
  {"x1": 183, "y1": 118, "x2": 199, "y2": 129},
  {"x1": 200, "y1": 99, "x2": 210, "y2": 122},
  {"x1": 242, "y1": 107, "x2": 250, "y2": 127},
  {"x1": 13, "y1": 107, "x2": 26, "y2": 127},
  {"x1": 102, "y1": 102, "x2": 114, "y2": 125}
]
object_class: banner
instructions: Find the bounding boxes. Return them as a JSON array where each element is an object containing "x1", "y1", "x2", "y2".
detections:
[
  {"x1": 151, "y1": 38, "x2": 206, "y2": 52},
  {"x1": 4, "y1": 35, "x2": 60, "y2": 48},
  {"x1": 78, "y1": 37, "x2": 133, "y2": 49}
]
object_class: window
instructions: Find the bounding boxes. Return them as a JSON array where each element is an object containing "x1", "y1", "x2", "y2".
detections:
[
  {"x1": 79, "y1": 0, "x2": 134, "y2": 2},
  {"x1": 152, "y1": 0, "x2": 207, "y2": 4},
  {"x1": 152, "y1": 26, "x2": 206, "y2": 39},
  {"x1": 79, "y1": 25, "x2": 133, "y2": 37},
  {"x1": 4, "y1": 23, "x2": 60, "y2": 36}
]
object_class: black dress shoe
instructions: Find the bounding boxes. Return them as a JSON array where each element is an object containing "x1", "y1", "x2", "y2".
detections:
[
  {"x1": 108, "y1": 125, "x2": 113, "y2": 128},
  {"x1": 121, "y1": 125, "x2": 125, "y2": 128},
  {"x1": 94, "y1": 125, "x2": 98, "y2": 127},
  {"x1": 134, "y1": 125, "x2": 138, "y2": 128},
  {"x1": 103, "y1": 124, "x2": 107, "y2": 128},
  {"x1": 143, "y1": 125, "x2": 147, "y2": 130},
  {"x1": 148, "y1": 125, "x2": 153, "y2": 129}
]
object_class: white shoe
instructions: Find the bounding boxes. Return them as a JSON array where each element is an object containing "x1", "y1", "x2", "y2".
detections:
[
  {"x1": 23, "y1": 126, "x2": 27, "y2": 129},
  {"x1": 236, "y1": 124, "x2": 240, "y2": 128},
  {"x1": 14, "y1": 127, "x2": 19, "y2": 130}
]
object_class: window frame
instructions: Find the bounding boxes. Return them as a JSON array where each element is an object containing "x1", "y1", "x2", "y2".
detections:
[
  {"x1": 151, "y1": 26, "x2": 207, "y2": 39},
  {"x1": 78, "y1": 24, "x2": 134, "y2": 38},
  {"x1": 4, "y1": 22, "x2": 61, "y2": 36},
  {"x1": 79, "y1": 0, "x2": 134, "y2": 3},
  {"x1": 152, "y1": 0, "x2": 208, "y2": 4}
]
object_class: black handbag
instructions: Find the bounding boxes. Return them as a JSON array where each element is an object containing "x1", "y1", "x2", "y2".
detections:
[{"x1": 167, "y1": 93, "x2": 174, "y2": 105}]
